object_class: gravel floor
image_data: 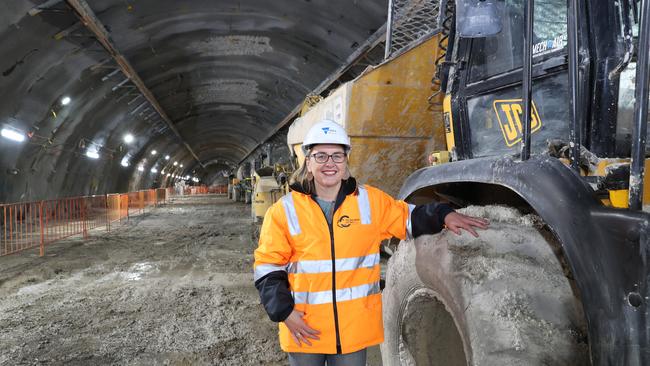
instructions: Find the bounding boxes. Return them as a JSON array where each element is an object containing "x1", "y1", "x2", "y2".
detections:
[{"x1": 0, "y1": 195, "x2": 285, "y2": 365}]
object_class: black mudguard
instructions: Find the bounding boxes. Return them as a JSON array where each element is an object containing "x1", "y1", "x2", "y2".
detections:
[{"x1": 398, "y1": 156, "x2": 650, "y2": 366}]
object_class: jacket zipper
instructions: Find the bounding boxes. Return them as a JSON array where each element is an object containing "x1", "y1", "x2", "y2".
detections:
[
  {"x1": 313, "y1": 196, "x2": 343, "y2": 354},
  {"x1": 328, "y1": 221, "x2": 342, "y2": 354}
]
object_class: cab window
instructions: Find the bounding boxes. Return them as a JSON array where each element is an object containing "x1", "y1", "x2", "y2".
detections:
[{"x1": 468, "y1": 0, "x2": 568, "y2": 83}]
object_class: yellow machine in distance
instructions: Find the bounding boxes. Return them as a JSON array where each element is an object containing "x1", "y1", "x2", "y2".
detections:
[{"x1": 251, "y1": 165, "x2": 289, "y2": 222}]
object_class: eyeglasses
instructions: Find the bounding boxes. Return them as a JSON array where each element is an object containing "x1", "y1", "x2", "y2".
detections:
[{"x1": 310, "y1": 152, "x2": 347, "y2": 163}]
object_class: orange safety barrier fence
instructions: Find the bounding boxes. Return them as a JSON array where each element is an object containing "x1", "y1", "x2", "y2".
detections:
[
  {"x1": 83, "y1": 195, "x2": 108, "y2": 232},
  {"x1": 145, "y1": 189, "x2": 157, "y2": 208},
  {"x1": 185, "y1": 186, "x2": 206, "y2": 195},
  {"x1": 1, "y1": 188, "x2": 176, "y2": 257},
  {"x1": 156, "y1": 188, "x2": 167, "y2": 205},
  {"x1": 127, "y1": 191, "x2": 145, "y2": 216},
  {"x1": 1, "y1": 201, "x2": 43, "y2": 256},
  {"x1": 42, "y1": 197, "x2": 87, "y2": 247},
  {"x1": 183, "y1": 185, "x2": 227, "y2": 195},
  {"x1": 208, "y1": 185, "x2": 228, "y2": 194},
  {"x1": 107, "y1": 194, "x2": 128, "y2": 225}
]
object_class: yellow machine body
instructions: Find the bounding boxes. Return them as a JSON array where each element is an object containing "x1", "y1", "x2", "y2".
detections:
[{"x1": 251, "y1": 167, "x2": 289, "y2": 221}]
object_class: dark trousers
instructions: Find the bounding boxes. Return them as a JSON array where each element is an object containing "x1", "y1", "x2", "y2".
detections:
[{"x1": 287, "y1": 348, "x2": 367, "y2": 366}]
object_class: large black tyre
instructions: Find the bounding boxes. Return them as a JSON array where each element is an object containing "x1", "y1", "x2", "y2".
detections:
[{"x1": 381, "y1": 206, "x2": 589, "y2": 366}]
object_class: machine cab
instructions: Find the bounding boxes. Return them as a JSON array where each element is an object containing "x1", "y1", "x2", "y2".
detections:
[{"x1": 446, "y1": 1, "x2": 642, "y2": 159}]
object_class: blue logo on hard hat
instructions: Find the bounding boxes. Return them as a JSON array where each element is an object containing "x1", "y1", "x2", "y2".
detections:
[{"x1": 321, "y1": 127, "x2": 337, "y2": 135}]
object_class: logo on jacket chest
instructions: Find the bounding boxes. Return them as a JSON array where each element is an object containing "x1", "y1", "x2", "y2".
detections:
[{"x1": 337, "y1": 215, "x2": 360, "y2": 228}]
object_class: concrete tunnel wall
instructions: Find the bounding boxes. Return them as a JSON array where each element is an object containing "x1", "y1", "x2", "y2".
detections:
[{"x1": 0, "y1": 0, "x2": 387, "y2": 204}]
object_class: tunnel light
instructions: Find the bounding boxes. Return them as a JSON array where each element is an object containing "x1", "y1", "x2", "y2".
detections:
[
  {"x1": 120, "y1": 156, "x2": 130, "y2": 167},
  {"x1": 1, "y1": 128, "x2": 26, "y2": 142},
  {"x1": 123, "y1": 134, "x2": 135, "y2": 144},
  {"x1": 86, "y1": 149, "x2": 100, "y2": 159},
  {"x1": 167, "y1": 173, "x2": 171, "y2": 177},
  {"x1": 61, "y1": 96, "x2": 71, "y2": 106},
  {"x1": 85, "y1": 145, "x2": 100, "y2": 160},
  {"x1": 151, "y1": 150, "x2": 157, "y2": 155},
  {"x1": 180, "y1": 164, "x2": 184, "y2": 168},
  {"x1": 138, "y1": 165, "x2": 144, "y2": 172},
  {"x1": 165, "y1": 155, "x2": 170, "y2": 160},
  {"x1": 173, "y1": 161, "x2": 178, "y2": 166},
  {"x1": 151, "y1": 167, "x2": 158, "y2": 173}
]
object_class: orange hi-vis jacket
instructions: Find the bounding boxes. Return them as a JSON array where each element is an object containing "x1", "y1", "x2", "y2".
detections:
[{"x1": 253, "y1": 178, "x2": 453, "y2": 354}]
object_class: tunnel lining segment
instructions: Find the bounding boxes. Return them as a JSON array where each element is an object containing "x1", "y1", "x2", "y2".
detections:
[
  {"x1": 65, "y1": 0, "x2": 205, "y2": 168},
  {"x1": 237, "y1": 24, "x2": 388, "y2": 165}
]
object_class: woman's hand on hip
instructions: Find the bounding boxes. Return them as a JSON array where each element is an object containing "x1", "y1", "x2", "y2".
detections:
[{"x1": 283, "y1": 310, "x2": 321, "y2": 347}]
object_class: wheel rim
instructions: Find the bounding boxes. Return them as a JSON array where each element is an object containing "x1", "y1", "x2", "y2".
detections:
[{"x1": 399, "y1": 288, "x2": 468, "y2": 366}]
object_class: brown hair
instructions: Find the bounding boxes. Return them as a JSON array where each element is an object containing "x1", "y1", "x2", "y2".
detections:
[{"x1": 289, "y1": 156, "x2": 316, "y2": 195}]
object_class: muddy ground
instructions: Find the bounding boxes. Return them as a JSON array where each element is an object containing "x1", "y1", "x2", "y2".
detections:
[{"x1": 0, "y1": 195, "x2": 367, "y2": 365}]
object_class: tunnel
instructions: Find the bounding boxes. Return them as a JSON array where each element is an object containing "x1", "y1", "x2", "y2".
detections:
[
  {"x1": 0, "y1": 0, "x2": 387, "y2": 202},
  {"x1": 2, "y1": 1, "x2": 629, "y2": 365},
  {"x1": 0, "y1": 1, "x2": 391, "y2": 364}
]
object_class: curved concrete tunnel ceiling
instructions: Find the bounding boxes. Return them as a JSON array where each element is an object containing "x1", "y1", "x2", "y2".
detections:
[{"x1": 0, "y1": 0, "x2": 387, "y2": 202}]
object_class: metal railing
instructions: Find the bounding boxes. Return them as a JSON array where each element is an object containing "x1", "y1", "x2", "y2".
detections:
[
  {"x1": 0, "y1": 185, "x2": 231, "y2": 258},
  {"x1": 1, "y1": 188, "x2": 171, "y2": 257},
  {"x1": 385, "y1": 0, "x2": 442, "y2": 59}
]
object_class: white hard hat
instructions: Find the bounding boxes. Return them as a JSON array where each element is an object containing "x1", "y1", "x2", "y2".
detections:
[{"x1": 302, "y1": 120, "x2": 351, "y2": 153}]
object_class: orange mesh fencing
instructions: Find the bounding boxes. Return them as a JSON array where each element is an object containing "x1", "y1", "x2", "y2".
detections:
[
  {"x1": 84, "y1": 195, "x2": 108, "y2": 231},
  {"x1": 183, "y1": 185, "x2": 227, "y2": 195},
  {"x1": 145, "y1": 189, "x2": 157, "y2": 207},
  {"x1": 127, "y1": 191, "x2": 145, "y2": 216},
  {"x1": 208, "y1": 185, "x2": 227, "y2": 194},
  {"x1": 42, "y1": 197, "x2": 87, "y2": 246},
  {"x1": 1, "y1": 202, "x2": 43, "y2": 256},
  {"x1": 156, "y1": 188, "x2": 167, "y2": 205},
  {"x1": 1, "y1": 187, "x2": 176, "y2": 257},
  {"x1": 107, "y1": 194, "x2": 128, "y2": 225},
  {"x1": 185, "y1": 186, "x2": 206, "y2": 195}
]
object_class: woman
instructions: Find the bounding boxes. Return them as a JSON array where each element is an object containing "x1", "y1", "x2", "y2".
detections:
[{"x1": 254, "y1": 120, "x2": 488, "y2": 365}]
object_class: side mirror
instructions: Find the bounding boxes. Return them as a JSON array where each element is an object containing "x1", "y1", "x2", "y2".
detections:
[{"x1": 456, "y1": 0, "x2": 503, "y2": 38}]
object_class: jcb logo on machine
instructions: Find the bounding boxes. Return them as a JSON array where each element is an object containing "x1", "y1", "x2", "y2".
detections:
[{"x1": 493, "y1": 99, "x2": 542, "y2": 147}]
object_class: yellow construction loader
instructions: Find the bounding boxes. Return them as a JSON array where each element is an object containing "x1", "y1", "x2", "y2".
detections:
[
  {"x1": 251, "y1": 165, "x2": 290, "y2": 222},
  {"x1": 286, "y1": 0, "x2": 650, "y2": 364}
]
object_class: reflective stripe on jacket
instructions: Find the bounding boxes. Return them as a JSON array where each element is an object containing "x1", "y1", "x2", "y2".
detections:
[{"x1": 253, "y1": 178, "x2": 453, "y2": 354}]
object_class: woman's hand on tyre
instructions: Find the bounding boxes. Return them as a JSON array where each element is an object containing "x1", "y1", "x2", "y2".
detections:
[
  {"x1": 283, "y1": 310, "x2": 321, "y2": 347},
  {"x1": 444, "y1": 212, "x2": 489, "y2": 237}
]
